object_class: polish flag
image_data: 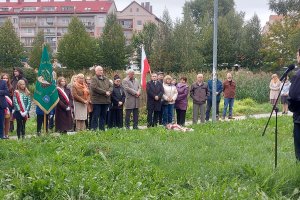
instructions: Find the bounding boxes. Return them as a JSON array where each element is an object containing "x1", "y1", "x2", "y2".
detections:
[{"x1": 141, "y1": 46, "x2": 151, "y2": 90}]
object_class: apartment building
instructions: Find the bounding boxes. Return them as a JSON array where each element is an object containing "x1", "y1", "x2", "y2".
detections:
[
  {"x1": 117, "y1": 1, "x2": 160, "y2": 42},
  {"x1": 0, "y1": 0, "x2": 116, "y2": 51}
]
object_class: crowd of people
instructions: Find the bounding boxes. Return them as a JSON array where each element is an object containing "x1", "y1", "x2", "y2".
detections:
[{"x1": 0, "y1": 66, "x2": 240, "y2": 139}]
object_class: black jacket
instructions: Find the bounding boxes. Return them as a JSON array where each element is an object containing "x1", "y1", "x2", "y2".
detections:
[
  {"x1": 146, "y1": 80, "x2": 164, "y2": 111},
  {"x1": 290, "y1": 70, "x2": 300, "y2": 123},
  {"x1": 111, "y1": 84, "x2": 125, "y2": 109}
]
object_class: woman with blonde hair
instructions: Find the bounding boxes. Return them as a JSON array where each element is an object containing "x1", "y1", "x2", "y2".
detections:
[
  {"x1": 13, "y1": 80, "x2": 31, "y2": 139},
  {"x1": 1, "y1": 73, "x2": 13, "y2": 139},
  {"x1": 72, "y1": 73, "x2": 90, "y2": 131},
  {"x1": 269, "y1": 74, "x2": 281, "y2": 106},
  {"x1": 162, "y1": 75, "x2": 178, "y2": 125}
]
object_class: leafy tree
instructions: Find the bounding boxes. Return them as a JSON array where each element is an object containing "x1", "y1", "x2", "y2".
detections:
[
  {"x1": 261, "y1": 16, "x2": 300, "y2": 70},
  {"x1": 28, "y1": 30, "x2": 52, "y2": 69},
  {"x1": 131, "y1": 22, "x2": 158, "y2": 68},
  {"x1": 98, "y1": 14, "x2": 127, "y2": 70},
  {"x1": 172, "y1": 6, "x2": 204, "y2": 71},
  {"x1": 0, "y1": 19, "x2": 24, "y2": 68},
  {"x1": 240, "y1": 14, "x2": 263, "y2": 69},
  {"x1": 150, "y1": 9, "x2": 175, "y2": 72},
  {"x1": 185, "y1": 0, "x2": 235, "y2": 23},
  {"x1": 57, "y1": 16, "x2": 98, "y2": 69},
  {"x1": 269, "y1": 0, "x2": 300, "y2": 16},
  {"x1": 200, "y1": 10, "x2": 244, "y2": 68}
]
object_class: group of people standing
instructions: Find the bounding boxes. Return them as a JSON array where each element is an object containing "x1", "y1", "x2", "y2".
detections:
[
  {"x1": 146, "y1": 72, "x2": 237, "y2": 128},
  {"x1": 0, "y1": 67, "x2": 31, "y2": 139}
]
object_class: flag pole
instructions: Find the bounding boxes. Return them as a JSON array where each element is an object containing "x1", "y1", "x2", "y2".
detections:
[{"x1": 44, "y1": 113, "x2": 47, "y2": 134}]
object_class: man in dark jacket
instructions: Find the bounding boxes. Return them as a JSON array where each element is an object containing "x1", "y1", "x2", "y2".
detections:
[
  {"x1": 190, "y1": 74, "x2": 209, "y2": 124},
  {"x1": 146, "y1": 73, "x2": 164, "y2": 127},
  {"x1": 206, "y1": 75, "x2": 223, "y2": 121},
  {"x1": 108, "y1": 75, "x2": 126, "y2": 129},
  {"x1": 90, "y1": 66, "x2": 113, "y2": 131},
  {"x1": 0, "y1": 79, "x2": 9, "y2": 139},
  {"x1": 290, "y1": 49, "x2": 300, "y2": 161}
]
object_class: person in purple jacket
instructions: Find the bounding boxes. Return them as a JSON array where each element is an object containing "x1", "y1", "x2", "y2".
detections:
[{"x1": 175, "y1": 77, "x2": 189, "y2": 126}]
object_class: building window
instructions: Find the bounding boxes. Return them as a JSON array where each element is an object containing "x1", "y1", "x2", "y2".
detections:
[
  {"x1": 13, "y1": 18, "x2": 18, "y2": 24},
  {"x1": 23, "y1": 7, "x2": 37, "y2": 12},
  {"x1": 61, "y1": 6, "x2": 74, "y2": 11},
  {"x1": 136, "y1": 8, "x2": 139, "y2": 12},
  {"x1": 130, "y1": 8, "x2": 132, "y2": 12},
  {"x1": 137, "y1": 20, "x2": 142, "y2": 26},
  {"x1": 84, "y1": 8, "x2": 91, "y2": 11},
  {"x1": 42, "y1": 7, "x2": 56, "y2": 11},
  {"x1": 0, "y1": 7, "x2": 10, "y2": 12}
]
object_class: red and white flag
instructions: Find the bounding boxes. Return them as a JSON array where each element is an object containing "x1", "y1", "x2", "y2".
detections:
[{"x1": 141, "y1": 46, "x2": 151, "y2": 90}]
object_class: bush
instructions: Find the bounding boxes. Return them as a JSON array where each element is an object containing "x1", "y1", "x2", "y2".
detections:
[{"x1": 23, "y1": 68, "x2": 37, "y2": 85}]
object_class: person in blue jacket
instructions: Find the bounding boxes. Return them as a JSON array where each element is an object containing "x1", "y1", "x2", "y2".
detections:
[
  {"x1": 36, "y1": 106, "x2": 55, "y2": 136},
  {"x1": 205, "y1": 75, "x2": 223, "y2": 121}
]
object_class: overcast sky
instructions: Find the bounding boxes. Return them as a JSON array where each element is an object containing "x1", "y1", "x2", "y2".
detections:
[{"x1": 115, "y1": 0, "x2": 274, "y2": 26}]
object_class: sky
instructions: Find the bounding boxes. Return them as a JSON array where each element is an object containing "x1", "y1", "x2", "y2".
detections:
[{"x1": 115, "y1": 0, "x2": 274, "y2": 26}]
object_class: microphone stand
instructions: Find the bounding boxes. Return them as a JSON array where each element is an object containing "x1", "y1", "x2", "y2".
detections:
[{"x1": 262, "y1": 76, "x2": 287, "y2": 169}]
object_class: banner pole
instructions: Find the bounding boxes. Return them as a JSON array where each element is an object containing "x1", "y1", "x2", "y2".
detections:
[{"x1": 44, "y1": 113, "x2": 47, "y2": 134}]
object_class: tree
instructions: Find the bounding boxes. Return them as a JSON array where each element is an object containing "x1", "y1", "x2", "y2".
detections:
[
  {"x1": 131, "y1": 22, "x2": 158, "y2": 68},
  {"x1": 269, "y1": 0, "x2": 300, "y2": 16},
  {"x1": 0, "y1": 19, "x2": 24, "y2": 68},
  {"x1": 28, "y1": 30, "x2": 52, "y2": 69},
  {"x1": 150, "y1": 9, "x2": 175, "y2": 72},
  {"x1": 57, "y1": 16, "x2": 98, "y2": 69},
  {"x1": 98, "y1": 14, "x2": 127, "y2": 70},
  {"x1": 240, "y1": 14, "x2": 263, "y2": 69},
  {"x1": 172, "y1": 6, "x2": 204, "y2": 71},
  {"x1": 261, "y1": 16, "x2": 300, "y2": 70},
  {"x1": 185, "y1": 0, "x2": 235, "y2": 23}
]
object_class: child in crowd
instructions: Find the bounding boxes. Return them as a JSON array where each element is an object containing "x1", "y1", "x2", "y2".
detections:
[{"x1": 13, "y1": 80, "x2": 31, "y2": 139}]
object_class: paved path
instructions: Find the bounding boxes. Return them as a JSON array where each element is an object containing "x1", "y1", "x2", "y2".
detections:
[{"x1": 6, "y1": 112, "x2": 293, "y2": 140}]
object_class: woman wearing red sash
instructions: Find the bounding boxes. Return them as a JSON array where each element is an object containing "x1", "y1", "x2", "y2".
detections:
[
  {"x1": 55, "y1": 77, "x2": 73, "y2": 133},
  {"x1": 13, "y1": 80, "x2": 31, "y2": 139},
  {"x1": 1, "y1": 74, "x2": 13, "y2": 139}
]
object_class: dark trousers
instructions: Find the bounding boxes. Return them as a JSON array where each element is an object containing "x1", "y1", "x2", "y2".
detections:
[
  {"x1": 49, "y1": 113, "x2": 54, "y2": 130},
  {"x1": 294, "y1": 123, "x2": 300, "y2": 161},
  {"x1": 125, "y1": 108, "x2": 139, "y2": 129},
  {"x1": 176, "y1": 109, "x2": 186, "y2": 126},
  {"x1": 15, "y1": 111, "x2": 26, "y2": 139},
  {"x1": 158, "y1": 111, "x2": 163, "y2": 125},
  {"x1": 147, "y1": 108, "x2": 160, "y2": 127},
  {"x1": 0, "y1": 108, "x2": 4, "y2": 139},
  {"x1": 108, "y1": 109, "x2": 123, "y2": 128},
  {"x1": 85, "y1": 112, "x2": 93, "y2": 130},
  {"x1": 37, "y1": 114, "x2": 49, "y2": 135},
  {"x1": 206, "y1": 100, "x2": 220, "y2": 121},
  {"x1": 91, "y1": 104, "x2": 109, "y2": 131}
]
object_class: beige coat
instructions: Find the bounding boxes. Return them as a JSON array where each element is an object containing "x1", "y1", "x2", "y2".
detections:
[
  {"x1": 269, "y1": 81, "x2": 281, "y2": 100},
  {"x1": 122, "y1": 77, "x2": 141, "y2": 109}
]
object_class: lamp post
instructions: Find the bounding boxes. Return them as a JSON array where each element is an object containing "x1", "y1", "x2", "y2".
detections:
[{"x1": 212, "y1": 0, "x2": 218, "y2": 122}]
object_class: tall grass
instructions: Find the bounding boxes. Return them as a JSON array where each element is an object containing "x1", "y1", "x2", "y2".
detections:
[{"x1": 0, "y1": 117, "x2": 299, "y2": 199}]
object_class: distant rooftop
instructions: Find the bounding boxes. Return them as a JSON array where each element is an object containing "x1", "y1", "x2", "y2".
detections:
[{"x1": 0, "y1": 0, "x2": 114, "y2": 15}]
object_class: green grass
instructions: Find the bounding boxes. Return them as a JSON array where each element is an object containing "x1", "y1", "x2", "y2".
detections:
[{"x1": 0, "y1": 116, "x2": 299, "y2": 199}]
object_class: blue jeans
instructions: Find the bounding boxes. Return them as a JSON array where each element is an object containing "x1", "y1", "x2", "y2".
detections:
[
  {"x1": 223, "y1": 98, "x2": 234, "y2": 117},
  {"x1": 162, "y1": 104, "x2": 174, "y2": 125}
]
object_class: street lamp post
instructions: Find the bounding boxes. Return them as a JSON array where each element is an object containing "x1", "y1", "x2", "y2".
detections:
[{"x1": 212, "y1": 0, "x2": 218, "y2": 122}]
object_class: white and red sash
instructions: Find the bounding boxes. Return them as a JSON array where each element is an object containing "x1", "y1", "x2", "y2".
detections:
[
  {"x1": 15, "y1": 90, "x2": 28, "y2": 120},
  {"x1": 57, "y1": 87, "x2": 70, "y2": 105},
  {"x1": 4, "y1": 96, "x2": 12, "y2": 115}
]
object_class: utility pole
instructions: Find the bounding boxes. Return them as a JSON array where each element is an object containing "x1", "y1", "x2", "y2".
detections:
[{"x1": 212, "y1": 0, "x2": 218, "y2": 122}]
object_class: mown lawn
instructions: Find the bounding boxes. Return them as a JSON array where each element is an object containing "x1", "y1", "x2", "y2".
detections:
[{"x1": 0, "y1": 116, "x2": 299, "y2": 199}]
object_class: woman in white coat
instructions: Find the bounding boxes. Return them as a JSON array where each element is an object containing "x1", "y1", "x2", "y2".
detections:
[{"x1": 162, "y1": 75, "x2": 178, "y2": 125}]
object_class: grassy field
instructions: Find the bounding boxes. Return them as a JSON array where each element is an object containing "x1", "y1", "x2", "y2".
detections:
[{"x1": 0, "y1": 116, "x2": 299, "y2": 199}]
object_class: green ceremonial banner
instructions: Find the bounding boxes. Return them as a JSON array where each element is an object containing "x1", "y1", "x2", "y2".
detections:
[{"x1": 33, "y1": 45, "x2": 59, "y2": 114}]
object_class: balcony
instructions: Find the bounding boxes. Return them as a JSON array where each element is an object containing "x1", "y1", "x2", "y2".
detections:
[
  {"x1": 38, "y1": 22, "x2": 56, "y2": 27},
  {"x1": 44, "y1": 32, "x2": 56, "y2": 36},
  {"x1": 20, "y1": 22, "x2": 36, "y2": 27}
]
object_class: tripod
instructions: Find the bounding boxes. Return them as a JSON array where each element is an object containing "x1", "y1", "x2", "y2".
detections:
[{"x1": 262, "y1": 76, "x2": 288, "y2": 169}]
